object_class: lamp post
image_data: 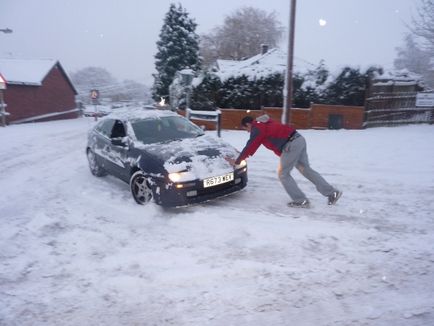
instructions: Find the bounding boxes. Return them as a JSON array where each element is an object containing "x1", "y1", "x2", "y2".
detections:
[
  {"x1": 179, "y1": 69, "x2": 194, "y2": 110},
  {"x1": 282, "y1": 0, "x2": 297, "y2": 125},
  {"x1": 0, "y1": 28, "x2": 13, "y2": 34}
]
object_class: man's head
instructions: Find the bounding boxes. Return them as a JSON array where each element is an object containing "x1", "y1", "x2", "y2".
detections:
[{"x1": 240, "y1": 116, "x2": 254, "y2": 132}]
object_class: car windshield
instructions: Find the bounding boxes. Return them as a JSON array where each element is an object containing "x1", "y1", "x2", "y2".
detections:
[{"x1": 131, "y1": 116, "x2": 205, "y2": 144}]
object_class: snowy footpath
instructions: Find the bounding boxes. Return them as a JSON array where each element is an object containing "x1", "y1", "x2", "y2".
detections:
[{"x1": 1, "y1": 118, "x2": 433, "y2": 326}]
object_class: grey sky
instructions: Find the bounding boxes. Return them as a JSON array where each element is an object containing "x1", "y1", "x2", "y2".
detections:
[{"x1": 1, "y1": 0, "x2": 416, "y2": 85}]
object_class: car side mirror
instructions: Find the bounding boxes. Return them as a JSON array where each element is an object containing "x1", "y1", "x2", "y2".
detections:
[{"x1": 111, "y1": 137, "x2": 128, "y2": 147}]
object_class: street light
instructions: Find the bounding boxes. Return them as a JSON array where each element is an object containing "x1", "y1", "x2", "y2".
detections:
[
  {"x1": 282, "y1": 0, "x2": 297, "y2": 125},
  {"x1": 0, "y1": 28, "x2": 13, "y2": 34},
  {"x1": 179, "y1": 69, "x2": 194, "y2": 110}
]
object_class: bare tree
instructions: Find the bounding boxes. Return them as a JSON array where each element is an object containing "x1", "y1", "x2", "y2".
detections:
[
  {"x1": 411, "y1": 0, "x2": 434, "y2": 50},
  {"x1": 394, "y1": 0, "x2": 434, "y2": 87},
  {"x1": 200, "y1": 7, "x2": 283, "y2": 66},
  {"x1": 394, "y1": 34, "x2": 431, "y2": 74},
  {"x1": 70, "y1": 67, "x2": 149, "y2": 103}
]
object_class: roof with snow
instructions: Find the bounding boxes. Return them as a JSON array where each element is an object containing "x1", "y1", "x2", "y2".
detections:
[
  {"x1": 372, "y1": 69, "x2": 423, "y2": 87},
  {"x1": 215, "y1": 48, "x2": 287, "y2": 81},
  {"x1": 0, "y1": 58, "x2": 76, "y2": 93},
  {"x1": 214, "y1": 48, "x2": 311, "y2": 81}
]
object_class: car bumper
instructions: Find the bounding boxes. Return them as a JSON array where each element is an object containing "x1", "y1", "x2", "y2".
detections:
[{"x1": 153, "y1": 169, "x2": 248, "y2": 207}]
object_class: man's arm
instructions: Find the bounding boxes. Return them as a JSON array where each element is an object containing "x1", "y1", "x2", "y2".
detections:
[{"x1": 235, "y1": 126, "x2": 264, "y2": 164}]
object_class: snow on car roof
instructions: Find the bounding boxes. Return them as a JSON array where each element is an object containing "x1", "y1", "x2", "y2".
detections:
[{"x1": 105, "y1": 107, "x2": 179, "y2": 121}]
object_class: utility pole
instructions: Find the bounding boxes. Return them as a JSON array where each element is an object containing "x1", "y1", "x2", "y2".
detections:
[
  {"x1": 0, "y1": 90, "x2": 6, "y2": 127},
  {"x1": 0, "y1": 73, "x2": 7, "y2": 127},
  {"x1": 282, "y1": 0, "x2": 297, "y2": 125},
  {"x1": 0, "y1": 28, "x2": 12, "y2": 126}
]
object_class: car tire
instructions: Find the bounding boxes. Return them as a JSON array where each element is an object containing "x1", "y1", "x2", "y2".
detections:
[
  {"x1": 87, "y1": 148, "x2": 107, "y2": 177},
  {"x1": 130, "y1": 171, "x2": 153, "y2": 205}
]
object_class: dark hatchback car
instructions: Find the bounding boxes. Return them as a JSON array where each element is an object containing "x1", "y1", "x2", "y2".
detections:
[{"x1": 86, "y1": 108, "x2": 248, "y2": 207}]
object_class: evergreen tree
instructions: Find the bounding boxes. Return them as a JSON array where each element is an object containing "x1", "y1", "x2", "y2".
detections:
[
  {"x1": 323, "y1": 67, "x2": 364, "y2": 106},
  {"x1": 255, "y1": 73, "x2": 284, "y2": 108},
  {"x1": 295, "y1": 60, "x2": 330, "y2": 108},
  {"x1": 218, "y1": 76, "x2": 254, "y2": 109},
  {"x1": 190, "y1": 72, "x2": 222, "y2": 110},
  {"x1": 153, "y1": 3, "x2": 201, "y2": 101},
  {"x1": 322, "y1": 66, "x2": 381, "y2": 106},
  {"x1": 292, "y1": 73, "x2": 308, "y2": 108}
]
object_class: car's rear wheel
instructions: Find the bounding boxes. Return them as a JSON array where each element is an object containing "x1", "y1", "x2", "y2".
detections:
[
  {"x1": 130, "y1": 171, "x2": 153, "y2": 205},
  {"x1": 87, "y1": 148, "x2": 107, "y2": 177}
]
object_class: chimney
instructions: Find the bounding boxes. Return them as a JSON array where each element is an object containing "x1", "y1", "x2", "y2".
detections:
[{"x1": 261, "y1": 44, "x2": 269, "y2": 54}]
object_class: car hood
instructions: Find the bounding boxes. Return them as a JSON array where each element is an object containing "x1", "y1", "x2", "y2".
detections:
[{"x1": 136, "y1": 135, "x2": 239, "y2": 180}]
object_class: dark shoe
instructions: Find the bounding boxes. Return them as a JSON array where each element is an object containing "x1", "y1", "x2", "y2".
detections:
[
  {"x1": 288, "y1": 199, "x2": 310, "y2": 208},
  {"x1": 328, "y1": 190, "x2": 342, "y2": 205}
]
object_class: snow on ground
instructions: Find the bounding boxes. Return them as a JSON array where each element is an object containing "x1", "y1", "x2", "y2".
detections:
[{"x1": 0, "y1": 118, "x2": 433, "y2": 326}]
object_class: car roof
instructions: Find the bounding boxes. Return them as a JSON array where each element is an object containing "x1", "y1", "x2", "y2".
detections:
[{"x1": 104, "y1": 107, "x2": 179, "y2": 122}]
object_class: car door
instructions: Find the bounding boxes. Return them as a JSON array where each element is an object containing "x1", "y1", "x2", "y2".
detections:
[
  {"x1": 93, "y1": 119, "x2": 115, "y2": 171},
  {"x1": 107, "y1": 120, "x2": 130, "y2": 182}
]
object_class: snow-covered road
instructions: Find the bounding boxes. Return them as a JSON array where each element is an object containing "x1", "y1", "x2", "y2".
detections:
[{"x1": 1, "y1": 118, "x2": 433, "y2": 325}]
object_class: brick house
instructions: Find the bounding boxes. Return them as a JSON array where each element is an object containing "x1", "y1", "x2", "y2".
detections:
[{"x1": 0, "y1": 58, "x2": 78, "y2": 124}]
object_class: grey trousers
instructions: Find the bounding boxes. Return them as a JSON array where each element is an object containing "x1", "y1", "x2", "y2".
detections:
[{"x1": 278, "y1": 134, "x2": 335, "y2": 202}]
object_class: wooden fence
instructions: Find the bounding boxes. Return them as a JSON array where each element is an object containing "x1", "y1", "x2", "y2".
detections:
[{"x1": 364, "y1": 92, "x2": 434, "y2": 127}]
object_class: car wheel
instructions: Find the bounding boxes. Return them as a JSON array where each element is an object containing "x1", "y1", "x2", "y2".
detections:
[
  {"x1": 130, "y1": 171, "x2": 153, "y2": 205},
  {"x1": 87, "y1": 148, "x2": 107, "y2": 177}
]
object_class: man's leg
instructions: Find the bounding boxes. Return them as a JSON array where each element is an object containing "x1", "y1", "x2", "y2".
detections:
[
  {"x1": 278, "y1": 138, "x2": 307, "y2": 202},
  {"x1": 296, "y1": 136, "x2": 336, "y2": 196}
]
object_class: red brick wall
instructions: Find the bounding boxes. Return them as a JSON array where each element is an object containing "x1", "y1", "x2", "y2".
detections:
[
  {"x1": 179, "y1": 105, "x2": 365, "y2": 131},
  {"x1": 4, "y1": 64, "x2": 77, "y2": 123},
  {"x1": 287, "y1": 109, "x2": 311, "y2": 129},
  {"x1": 310, "y1": 104, "x2": 364, "y2": 129},
  {"x1": 184, "y1": 108, "x2": 314, "y2": 130}
]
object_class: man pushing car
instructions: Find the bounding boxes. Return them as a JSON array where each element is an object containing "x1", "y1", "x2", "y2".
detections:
[{"x1": 226, "y1": 114, "x2": 342, "y2": 208}]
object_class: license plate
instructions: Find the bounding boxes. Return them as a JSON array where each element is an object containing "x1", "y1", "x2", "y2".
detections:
[{"x1": 203, "y1": 172, "x2": 234, "y2": 188}]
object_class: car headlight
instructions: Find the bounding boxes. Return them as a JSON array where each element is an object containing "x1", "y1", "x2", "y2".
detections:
[
  {"x1": 168, "y1": 172, "x2": 182, "y2": 182},
  {"x1": 168, "y1": 171, "x2": 195, "y2": 182},
  {"x1": 235, "y1": 160, "x2": 247, "y2": 169}
]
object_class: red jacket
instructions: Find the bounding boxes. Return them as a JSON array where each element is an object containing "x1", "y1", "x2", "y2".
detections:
[{"x1": 236, "y1": 115, "x2": 296, "y2": 164}]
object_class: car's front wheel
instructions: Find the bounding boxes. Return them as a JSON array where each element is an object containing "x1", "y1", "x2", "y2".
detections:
[
  {"x1": 130, "y1": 171, "x2": 153, "y2": 205},
  {"x1": 87, "y1": 148, "x2": 107, "y2": 177}
]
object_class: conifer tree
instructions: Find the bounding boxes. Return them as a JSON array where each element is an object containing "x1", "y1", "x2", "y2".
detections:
[{"x1": 152, "y1": 3, "x2": 201, "y2": 101}]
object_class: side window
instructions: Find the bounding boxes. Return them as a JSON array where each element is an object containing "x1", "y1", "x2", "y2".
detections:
[
  {"x1": 96, "y1": 119, "x2": 115, "y2": 138},
  {"x1": 111, "y1": 120, "x2": 126, "y2": 138}
]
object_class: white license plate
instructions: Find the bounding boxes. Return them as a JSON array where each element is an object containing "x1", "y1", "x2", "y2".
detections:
[{"x1": 203, "y1": 172, "x2": 234, "y2": 188}]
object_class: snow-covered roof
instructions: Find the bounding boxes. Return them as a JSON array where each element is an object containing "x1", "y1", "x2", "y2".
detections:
[
  {"x1": 215, "y1": 48, "x2": 287, "y2": 81},
  {"x1": 213, "y1": 48, "x2": 314, "y2": 82},
  {"x1": 372, "y1": 69, "x2": 423, "y2": 87},
  {"x1": 373, "y1": 69, "x2": 421, "y2": 82},
  {"x1": 0, "y1": 58, "x2": 70, "y2": 87}
]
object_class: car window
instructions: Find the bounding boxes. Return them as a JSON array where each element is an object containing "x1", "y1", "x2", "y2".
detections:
[
  {"x1": 131, "y1": 116, "x2": 204, "y2": 144},
  {"x1": 111, "y1": 120, "x2": 126, "y2": 138},
  {"x1": 96, "y1": 119, "x2": 115, "y2": 138}
]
